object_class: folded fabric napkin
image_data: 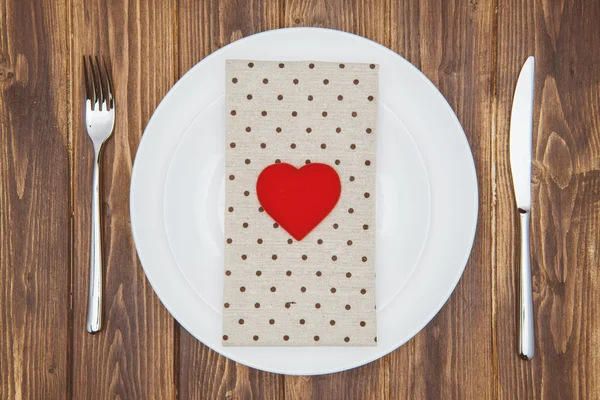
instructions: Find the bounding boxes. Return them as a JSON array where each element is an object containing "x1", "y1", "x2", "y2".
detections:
[{"x1": 223, "y1": 60, "x2": 378, "y2": 346}]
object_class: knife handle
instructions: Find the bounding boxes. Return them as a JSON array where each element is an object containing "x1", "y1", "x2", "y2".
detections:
[{"x1": 518, "y1": 209, "x2": 534, "y2": 360}]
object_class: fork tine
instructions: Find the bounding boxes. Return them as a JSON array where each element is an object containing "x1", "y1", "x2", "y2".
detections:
[
  {"x1": 89, "y1": 55, "x2": 103, "y2": 110},
  {"x1": 100, "y1": 57, "x2": 114, "y2": 111}
]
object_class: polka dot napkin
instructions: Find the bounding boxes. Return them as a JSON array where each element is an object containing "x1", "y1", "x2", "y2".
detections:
[{"x1": 223, "y1": 60, "x2": 378, "y2": 346}]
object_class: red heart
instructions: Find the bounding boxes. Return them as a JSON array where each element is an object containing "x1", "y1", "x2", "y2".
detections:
[{"x1": 256, "y1": 163, "x2": 341, "y2": 241}]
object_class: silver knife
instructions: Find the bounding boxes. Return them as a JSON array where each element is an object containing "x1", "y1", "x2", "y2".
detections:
[{"x1": 509, "y1": 56, "x2": 535, "y2": 360}]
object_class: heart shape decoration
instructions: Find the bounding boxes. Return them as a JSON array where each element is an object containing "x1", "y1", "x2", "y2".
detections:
[{"x1": 256, "y1": 163, "x2": 341, "y2": 241}]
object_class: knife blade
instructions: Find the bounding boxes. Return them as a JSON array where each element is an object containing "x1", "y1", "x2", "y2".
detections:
[{"x1": 509, "y1": 56, "x2": 535, "y2": 360}]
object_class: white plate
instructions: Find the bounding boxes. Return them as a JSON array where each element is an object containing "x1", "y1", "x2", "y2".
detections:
[{"x1": 131, "y1": 28, "x2": 478, "y2": 375}]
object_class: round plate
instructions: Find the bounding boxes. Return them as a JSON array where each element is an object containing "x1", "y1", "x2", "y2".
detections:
[{"x1": 130, "y1": 27, "x2": 478, "y2": 375}]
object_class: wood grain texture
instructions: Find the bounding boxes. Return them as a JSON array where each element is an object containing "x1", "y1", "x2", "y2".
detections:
[
  {"x1": 69, "y1": 1, "x2": 177, "y2": 398},
  {"x1": 177, "y1": 1, "x2": 283, "y2": 399},
  {"x1": 0, "y1": 0, "x2": 71, "y2": 398},
  {"x1": 282, "y1": 1, "x2": 389, "y2": 398},
  {"x1": 495, "y1": 0, "x2": 600, "y2": 398}
]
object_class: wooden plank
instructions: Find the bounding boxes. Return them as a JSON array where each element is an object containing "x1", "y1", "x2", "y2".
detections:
[
  {"x1": 0, "y1": 0, "x2": 71, "y2": 398},
  {"x1": 495, "y1": 0, "x2": 600, "y2": 398},
  {"x1": 177, "y1": 0, "x2": 283, "y2": 398},
  {"x1": 388, "y1": 0, "x2": 496, "y2": 398},
  {"x1": 282, "y1": 1, "x2": 389, "y2": 398},
  {"x1": 69, "y1": 1, "x2": 177, "y2": 398}
]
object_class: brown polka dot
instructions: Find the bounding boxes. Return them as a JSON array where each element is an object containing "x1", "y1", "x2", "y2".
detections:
[
  {"x1": 230, "y1": 142, "x2": 236, "y2": 148},
  {"x1": 339, "y1": 63, "x2": 345, "y2": 68},
  {"x1": 348, "y1": 208, "x2": 354, "y2": 214},
  {"x1": 365, "y1": 160, "x2": 371, "y2": 166},
  {"x1": 362, "y1": 256, "x2": 368, "y2": 262},
  {"x1": 333, "y1": 223, "x2": 339, "y2": 229},
  {"x1": 309, "y1": 63, "x2": 315, "y2": 69},
  {"x1": 364, "y1": 192, "x2": 370, "y2": 198},
  {"x1": 260, "y1": 143, "x2": 266, "y2": 149},
  {"x1": 361, "y1": 288, "x2": 367, "y2": 294},
  {"x1": 305, "y1": 159, "x2": 311, "y2": 164},
  {"x1": 239, "y1": 286, "x2": 246, "y2": 292},
  {"x1": 287, "y1": 239, "x2": 293, "y2": 244},
  {"x1": 232, "y1": 77, "x2": 238, "y2": 83},
  {"x1": 360, "y1": 321, "x2": 366, "y2": 327},
  {"x1": 241, "y1": 254, "x2": 247, "y2": 260},
  {"x1": 344, "y1": 337, "x2": 350, "y2": 343},
  {"x1": 270, "y1": 286, "x2": 276, "y2": 292},
  {"x1": 345, "y1": 304, "x2": 351, "y2": 310},
  {"x1": 283, "y1": 335, "x2": 289, "y2": 341},
  {"x1": 315, "y1": 303, "x2": 321, "y2": 309},
  {"x1": 263, "y1": 78, "x2": 268, "y2": 84},
  {"x1": 306, "y1": 127, "x2": 312, "y2": 133},
  {"x1": 276, "y1": 127, "x2": 282, "y2": 133},
  {"x1": 368, "y1": 95, "x2": 374, "y2": 101},
  {"x1": 223, "y1": 335, "x2": 228, "y2": 340},
  {"x1": 308, "y1": 95, "x2": 313, "y2": 101},
  {"x1": 285, "y1": 302, "x2": 291, "y2": 309},
  {"x1": 314, "y1": 335, "x2": 320, "y2": 341},
  {"x1": 322, "y1": 111, "x2": 328, "y2": 117},
  {"x1": 275, "y1": 159, "x2": 281, "y2": 163},
  {"x1": 226, "y1": 238, "x2": 232, "y2": 244},
  {"x1": 256, "y1": 270, "x2": 262, "y2": 276},
  {"x1": 323, "y1": 79, "x2": 329, "y2": 85},
  {"x1": 257, "y1": 238, "x2": 263, "y2": 244},
  {"x1": 293, "y1": 78, "x2": 299, "y2": 84},
  {"x1": 247, "y1": 94, "x2": 253, "y2": 100},
  {"x1": 239, "y1": 319, "x2": 244, "y2": 325},
  {"x1": 261, "y1": 110, "x2": 267, "y2": 116},
  {"x1": 272, "y1": 254, "x2": 277, "y2": 260},
  {"x1": 316, "y1": 271, "x2": 322, "y2": 277},
  {"x1": 224, "y1": 302, "x2": 230, "y2": 308},
  {"x1": 347, "y1": 240, "x2": 353, "y2": 246},
  {"x1": 248, "y1": 62, "x2": 254, "y2": 68},
  {"x1": 245, "y1": 158, "x2": 251, "y2": 164},
  {"x1": 290, "y1": 143, "x2": 296, "y2": 149},
  {"x1": 350, "y1": 144, "x2": 356, "y2": 149},
  {"x1": 229, "y1": 175, "x2": 235, "y2": 180},
  {"x1": 292, "y1": 111, "x2": 298, "y2": 117},
  {"x1": 270, "y1": 319, "x2": 275, "y2": 325},
  {"x1": 228, "y1": 206, "x2": 234, "y2": 212},
  {"x1": 363, "y1": 224, "x2": 369, "y2": 230},
  {"x1": 301, "y1": 286, "x2": 306, "y2": 292},
  {"x1": 244, "y1": 191, "x2": 250, "y2": 196},
  {"x1": 353, "y1": 79, "x2": 359, "y2": 85},
  {"x1": 300, "y1": 319, "x2": 306, "y2": 324},
  {"x1": 366, "y1": 128, "x2": 372, "y2": 134},
  {"x1": 253, "y1": 335, "x2": 259, "y2": 341},
  {"x1": 277, "y1": 94, "x2": 283, "y2": 100},
  {"x1": 279, "y1": 63, "x2": 285, "y2": 68},
  {"x1": 346, "y1": 272, "x2": 352, "y2": 278},
  {"x1": 349, "y1": 176, "x2": 355, "y2": 182},
  {"x1": 321, "y1": 143, "x2": 326, "y2": 149},
  {"x1": 352, "y1": 111, "x2": 358, "y2": 117},
  {"x1": 330, "y1": 320, "x2": 336, "y2": 326},
  {"x1": 336, "y1": 127, "x2": 342, "y2": 133},
  {"x1": 255, "y1": 302, "x2": 260, "y2": 308},
  {"x1": 230, "y1": 110, "x2": 236, "y2": 116},
  {"x1": 225, "y1": 269, "x2": 231, "y2": 275},
  {"x1": 273, "y1": 222, "x2": 278, "y2": 228},
  {"x1": 370, "y1": 64, "x2": 376, "y2": 69},
  {"x1": 375, "y1": 337, "x2": 378, "y2": 342},
  {"x1": 245, "y1": 126, "x2": 252, "y2": 132},
  {"x1": 335, "y1": 159, "x2": 340, "y2": 165},
  {"x1": 301, "y1": 255, "x2": 307, "y2": 260},
  {"x1": 330, "y1": 287, "x2": 337, "y2": 293},
  {"x1": 286, "y1": 270, "x2": 292, "y2": 276},
  {"x1": 332, "y1": 255, "x2": 338, "y2": 261},
  {"x1": 242, "y1": 222, "x2": 248, "y2": 228},
  {"x1": 338, "y1": 95, "x2": 343, "y2": 101},
  {"x1": 317, "y1": 239, "x2": 323, "y2": 245}
]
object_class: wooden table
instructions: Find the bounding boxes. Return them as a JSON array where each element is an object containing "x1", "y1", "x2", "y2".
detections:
[{"x1": 2, "y1": 0, "x2": 599, "y2": 398}]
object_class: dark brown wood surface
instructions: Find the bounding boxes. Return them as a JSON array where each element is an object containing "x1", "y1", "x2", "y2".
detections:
[{"x1": 1, "y1": 0, "x2": 598, "y2": 399}]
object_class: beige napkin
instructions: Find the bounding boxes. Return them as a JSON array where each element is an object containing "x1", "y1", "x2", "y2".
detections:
[{"x1": 223, "y1": 60, "x2": 378, "y2": 346}]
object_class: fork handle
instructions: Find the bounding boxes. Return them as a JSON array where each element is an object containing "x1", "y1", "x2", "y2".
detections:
[
  {"x1": 87, "y1": 147, "x2": 103, "y2": 333},
  {"x1": 518, "y1": 210, "x2": 534, "y2": 360}
]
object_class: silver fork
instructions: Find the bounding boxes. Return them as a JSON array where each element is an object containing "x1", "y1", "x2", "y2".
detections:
[{"x1": 83, "y1": 56, "x2": 115, "y2": 333}]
